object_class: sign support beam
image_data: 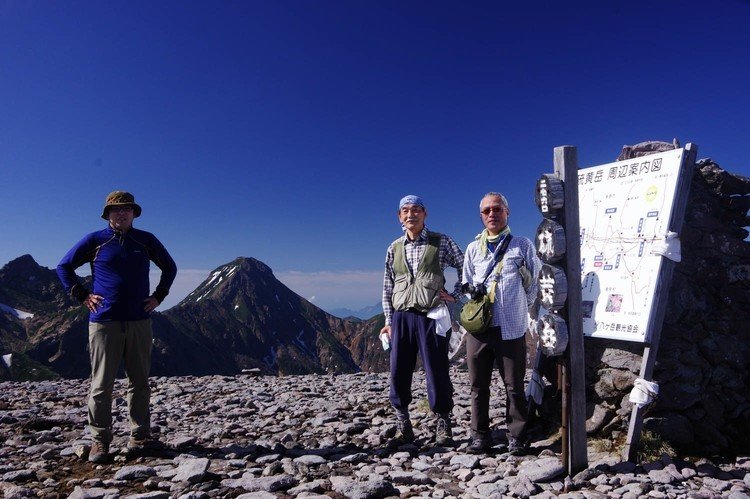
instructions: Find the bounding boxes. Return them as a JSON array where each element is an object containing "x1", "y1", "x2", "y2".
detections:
[
  {"x1": 554, "y1": 146, "x2": 588, "y2": 475},
  {"x1": 623, "y1": 143, "x2": 698, "y2": 462}
]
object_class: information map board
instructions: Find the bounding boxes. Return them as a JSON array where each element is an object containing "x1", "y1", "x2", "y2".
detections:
[{"x1": 578, "y1": 148, "x2": 686, "y2": 342}]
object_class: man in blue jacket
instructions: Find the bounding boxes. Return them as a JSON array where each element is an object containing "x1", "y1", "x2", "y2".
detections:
[{"x1": 58, "y1": 191, "x2": 177, "y2": 463}]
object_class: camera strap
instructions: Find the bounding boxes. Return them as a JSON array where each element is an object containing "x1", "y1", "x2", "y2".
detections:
[{"x1": 479, "y1": 233, "x2": 513, "y2": 286}]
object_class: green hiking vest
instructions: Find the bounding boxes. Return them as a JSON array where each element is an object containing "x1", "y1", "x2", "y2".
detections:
[{"x1": 392, "y1": 231, "x2": 445, "y2": 312}]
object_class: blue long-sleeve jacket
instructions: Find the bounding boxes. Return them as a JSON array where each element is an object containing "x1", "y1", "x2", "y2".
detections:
[{"x1": 57, "y1": 226, "x2": 177, "y2": 322}]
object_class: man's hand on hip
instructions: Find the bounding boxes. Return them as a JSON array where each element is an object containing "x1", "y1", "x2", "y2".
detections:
[
  {"x1": 143, "y1": 297, "x2": 160, "y2": 313},
  {"x1": 83, "y1": 294, "x2": 103, "y2": 313},
  {"x1": 439, "y1": 289, "x2": 456, "y2": 303}
]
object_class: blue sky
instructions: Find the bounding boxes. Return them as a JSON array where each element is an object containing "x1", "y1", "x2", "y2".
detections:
[{"x1": 1, "y1": 1, "x2": 749, "y2": 312}]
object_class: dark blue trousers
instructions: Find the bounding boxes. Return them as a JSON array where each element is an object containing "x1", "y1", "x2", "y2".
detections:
[{"x1": 389, "y1": 309, "x2": 453, "y2": 415}]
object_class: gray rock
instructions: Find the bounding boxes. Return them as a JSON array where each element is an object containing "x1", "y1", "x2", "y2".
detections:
[
  {"x1": 702, "y1": 476, "x2": 731, "y2": 492},
  {"x1": 476, "y1": 481, "x2": 509, "y2": 497},
  {"x1": 171, "y1": 458, "x2": 210, "y2": 483},
  {"x1": 221, "y1": 474, "x2": 298, "y2": 492},
  {"x1": 647, "y1": 469, "x2": 676, "y2": 484},
  {"x1": 122, "y1": 493, "x2": 170, "y2": 499},
  {"x1": 507, "y1": 474, "x2": 539, "y2": 497},
  {"x1": 175, "y1": 493, "x2": 209, "y2": 499},
  {"x1": 339, "y1": 452, "x2": 368, "y2": 463},
  {"x1": 1, "y1": 470, "x2": 36, "y2": 483},
  {"x1": 292, "y1": 454, "x2": 327, "y2": 465},
  {"x1": 449, "y1": 454, "x2": 480, "y2": 469},
  {"x1": 1, "y1": 485, "x2": 35, "y2": 499},
  {"x1": 389, "y1": 470, "x2": 434, "y2": 485},
  {"x1": 68, "y1": 486, "x2": 122, "y2": 499},
  {"x1": 167, "y1": 435, "x2": 197, "y2": 450},
  {"x1": 287, "y1": 479, "x2": 328, "y2": 495},
  {"x1": 329, "y1": 476, "x2": 397, "y2": 499},
  {"x1": 518, "y1": 457, "x2": 566, "y2": 482},
  {"x1": 468, "y1": 472, "x2": 503, "y2": 487},
  {"x1": 235, "y1": 493, "x2": 278, "y2": 499},
  {"x1": 114, "y1": 465, "x2": 157, "y2": 481},
  {"x1": 254, "y1": 454, "x2": 281, "y2": 465}
]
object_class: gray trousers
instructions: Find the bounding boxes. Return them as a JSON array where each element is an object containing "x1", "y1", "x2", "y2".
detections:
[
  {"x1": 88, "y1": 319, "x2": 152, "y2": 444},
  {"x1": 466, "y1": 328, "x2": 528, "y2": 440}
]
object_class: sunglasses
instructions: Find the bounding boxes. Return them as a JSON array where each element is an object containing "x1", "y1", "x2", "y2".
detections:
[
  {"x1": 480, "y1": 206, "x2": 505, "y2": 215},
  {"x1": 110, "y1": 206, "x2": 134, "y2": 213}
]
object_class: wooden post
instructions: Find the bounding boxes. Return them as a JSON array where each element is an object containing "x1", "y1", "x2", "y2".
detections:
[
  {"x1": 560, "y1": 359, "x2": 568, "y2": 467},
  {"x1": 554, "y1": 145, "x2": 588, "y2": 475},
  {"x1": 623, "y1": 143, "x2": 698, "y2": 462}
]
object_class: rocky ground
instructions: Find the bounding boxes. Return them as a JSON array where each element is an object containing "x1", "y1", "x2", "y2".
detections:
[{"x1": 1, "y1": 368, "x2": 749, "y2": 499}]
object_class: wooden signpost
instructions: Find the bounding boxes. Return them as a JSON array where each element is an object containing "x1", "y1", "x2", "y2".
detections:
[
  {"x1": 534, "y1": 146, "x2": 588, "y2": 475},
  {"x1": 533, "y1": 143, "x2": 697, "y2": 469}
]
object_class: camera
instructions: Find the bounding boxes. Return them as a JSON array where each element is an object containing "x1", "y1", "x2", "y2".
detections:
[{"x1": 461, "y1": 282, "x2": 487, "y2": 301}]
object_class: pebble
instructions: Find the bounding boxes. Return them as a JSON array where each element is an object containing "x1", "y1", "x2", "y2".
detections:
[{"x1": 0, "y1": 369, "x2": 748, "y2": 498}]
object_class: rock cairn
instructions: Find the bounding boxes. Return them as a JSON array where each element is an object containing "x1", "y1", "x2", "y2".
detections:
[
  {"x1": 585, "y1": 142, "x2": 750, "y2": 456},
  {"x1": 2, "y1": 368, "x2": 749, "y2": 498}
]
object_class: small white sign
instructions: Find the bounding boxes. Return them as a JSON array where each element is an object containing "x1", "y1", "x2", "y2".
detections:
[{"x1": 578, "y1": 148, "x2": 684, "y2": 342}]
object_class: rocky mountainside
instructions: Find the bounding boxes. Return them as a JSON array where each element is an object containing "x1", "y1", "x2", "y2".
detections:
[
  {"x1": 0, "y1": 255, "x2": 388, "y2": 379},
  {"x1": 0, "y1": 255, "x2": 89, "y2": 379},
  {"x1": 153, "y1": 257, "x2": 382, "y2": 376}
]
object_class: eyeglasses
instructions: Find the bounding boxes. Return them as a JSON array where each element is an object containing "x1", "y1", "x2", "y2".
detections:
[
  {"x1": 110, "y1": 206, "x2": 134, "y2": 213},
  {"x1": 480, "y1": 206, "x2": 505, "y2": 215}
]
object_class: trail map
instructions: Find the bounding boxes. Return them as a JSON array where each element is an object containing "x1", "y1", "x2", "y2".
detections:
[{"x1": 579, "y1": 148, "x2": 685, "y2": 342}]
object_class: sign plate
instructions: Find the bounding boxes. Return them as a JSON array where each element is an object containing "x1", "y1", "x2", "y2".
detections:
[{"x1": 578, "y1": 148, "x2": 684, "y2": 342}]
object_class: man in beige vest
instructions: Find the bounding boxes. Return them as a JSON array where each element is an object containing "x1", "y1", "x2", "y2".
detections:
[{"x1": 381, "y1": 195, "x2": 464, "y2": 447}]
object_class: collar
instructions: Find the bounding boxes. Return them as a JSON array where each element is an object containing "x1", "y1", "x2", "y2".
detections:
[
  {"x1": 403, "y1": 227, "x2": 429, "y2": 244},
  {"x1": 105, "y1": 225, "x2": 132, "y2": 238},
  {"x1": 476, "y1": 226, "x2": 511, "y2": 256}
]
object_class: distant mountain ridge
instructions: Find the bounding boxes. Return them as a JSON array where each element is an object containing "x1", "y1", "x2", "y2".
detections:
[
  {"x1": 327, "y1": 302, "x2": 383, "y2": 320},
  {"x1": 0, "y1": 255, "x2": 388, "y2": 379}
]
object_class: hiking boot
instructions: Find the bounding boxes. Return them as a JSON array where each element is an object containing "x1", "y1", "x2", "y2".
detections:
[
  {"x1": 88, "y1": 440, "x2": 110, "y2": 463},
  {"x1": 467, "y1": 432, "x2": 492, "y2": 454},
  {"x1": 126, "y1": 436, "x2": 163, "y2": 455},
  {"x1": 391, "y1": 418, "x2": 415, "y2": 445},
  {"x1": 507, "y1": 436, "x2": 529, "y2": 456},
  {"x1": 434, "y1": 414, "x2": 453, "y2": 446}
]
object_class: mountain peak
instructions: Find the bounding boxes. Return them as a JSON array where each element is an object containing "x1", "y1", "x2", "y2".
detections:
[
  {"x1": 1, "y1": 254, "x2": 40, "y2": 275},
  {"x1": 230, "y1": 257, "x2": 274, "y2": 276},
  {"x1": 180, "y1": 256, "x2": 275, "y2": 306}
]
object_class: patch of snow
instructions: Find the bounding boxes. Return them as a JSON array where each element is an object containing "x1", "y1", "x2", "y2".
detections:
[
  {"x1": 262, "y1": 347, "x2": 277, "y2": 368},
  {"x1": 293, "y1": 329, "x2": 314, "y2": 355},
  {"x1": 0, "y1": 303, "x2": 34, "y2": 319},
  {"x1": 205, "y1": 269, "x2": 223, "y2": 287}
]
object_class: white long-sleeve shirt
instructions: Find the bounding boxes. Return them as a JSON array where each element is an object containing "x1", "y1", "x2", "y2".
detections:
[{"x1": 462, "y1": 234, "x2": 541, "y2": 340}]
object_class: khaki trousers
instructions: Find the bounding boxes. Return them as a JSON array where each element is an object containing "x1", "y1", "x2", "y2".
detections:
[{"x1": 88, "y1": 319, "x2": 152, "y2": 444}]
